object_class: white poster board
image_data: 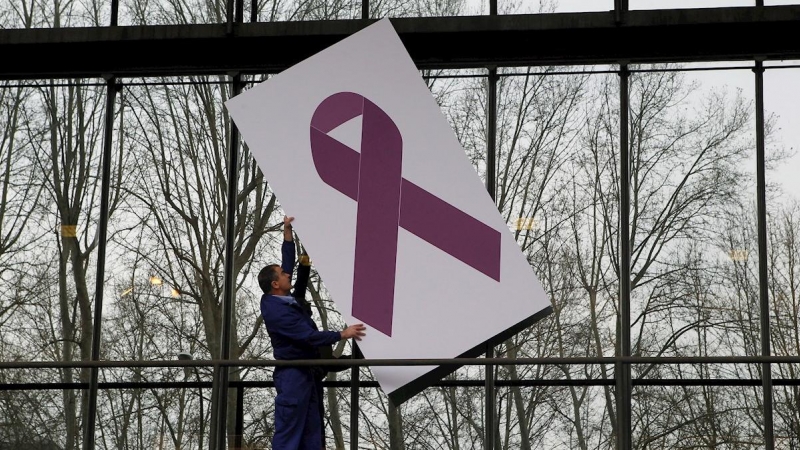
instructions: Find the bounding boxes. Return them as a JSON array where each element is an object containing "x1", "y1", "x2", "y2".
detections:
[{"x1": 225, "y1": 19, "x2": 551, "y2": 404}]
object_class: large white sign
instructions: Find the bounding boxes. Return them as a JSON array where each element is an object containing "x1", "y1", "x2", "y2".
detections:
[{"x1": 225, "y1": 19, "x2": 551, "y2": 404}]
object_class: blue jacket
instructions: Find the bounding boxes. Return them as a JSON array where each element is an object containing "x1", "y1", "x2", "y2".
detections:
[{"x1": 261, "y1": 241, "x2": 341, "y2": 361}]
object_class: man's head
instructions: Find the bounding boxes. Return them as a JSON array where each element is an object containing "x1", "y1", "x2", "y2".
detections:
[{"x1": 258, "y1": 264, "x2": 292, "y2": 295}]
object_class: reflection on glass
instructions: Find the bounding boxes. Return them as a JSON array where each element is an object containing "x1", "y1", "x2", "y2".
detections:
[
  {"x1": 625, "y1": 65, "x2": 759, "y2": 360},
  {"x1": 124, "y1": 0, "x2": 364, "y2": 24},
  {"x1": 499, "y1": 0, "x2": 613, "y2": 14},
  {"x1": 108, "y1": 78, "x2": 238, "y2": 364},
  {"x1": 487, "y1": 67, "x2": 620, "y2": 390},
  {"x1": 430, "y1": 67, "x2": 622, "y2": 446},
  {"x1": 0, "y1": 388, "x2": 87, "y2": 448},
  {"x1": 0, "y1": 2, "x2": 110, "y2": 27},
  {"x1": 0, "y1": 82, "x2": 105, "y2": 365},
  {"x1": 374, "y1": 0, "x2": 482, "y2": 18},
  {"x1": 426, "y1": 70, "x2": 487, "y2": 181},
  {"x1": 382, "y1": 385, "x2": 614, "y2": 448},
  {"x1": 105, "y1": 78, "x2": 295, "y2": 449},
  {"x1": 773, "y1": 366, "x2": 800, "y2": 446},
  {"x1": 632, "y1": 386, "x2": 765, "y2": 448},
  {"x1": 764, "y1": 67, "x2": 800, "y2": 361},
  {"x1": 0, "y1": 79, "x2": 106, "y2": 450},
  {"x1": 630, "y1": 0, "x2": 751, "y2": 9},
  {"x1": 96, "y1": 386, "x2": 211, "y2": 449},
  {"x1": 120, "y1": 0, "x2": 231, "y2": 25}
]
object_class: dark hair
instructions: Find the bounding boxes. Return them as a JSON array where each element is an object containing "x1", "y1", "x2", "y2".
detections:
[{"x1": 258, "y1": 264, "x2": 280, "y2": 294}]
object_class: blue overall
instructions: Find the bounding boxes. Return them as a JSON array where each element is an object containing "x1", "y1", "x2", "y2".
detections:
[{"x1": 261, "y1": 241, "x2": 341, "y2": 450}]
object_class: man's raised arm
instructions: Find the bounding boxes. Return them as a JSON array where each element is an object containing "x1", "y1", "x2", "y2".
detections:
[{"x1": 280, "y1": 216, "x2": 295, "y2": 277}]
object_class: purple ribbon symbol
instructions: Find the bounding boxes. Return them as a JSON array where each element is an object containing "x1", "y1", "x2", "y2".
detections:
[{"x1": 310, "y1": 92, "x2": 501, "y2": 336}]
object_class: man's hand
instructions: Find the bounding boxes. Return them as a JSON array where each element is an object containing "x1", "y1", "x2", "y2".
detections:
[
  {"x1": 340, "y1": 324, "x2": 367, "y2": 341},
  {"x1": 283, "y1": 216, "x2": 294, "y2": 242}
]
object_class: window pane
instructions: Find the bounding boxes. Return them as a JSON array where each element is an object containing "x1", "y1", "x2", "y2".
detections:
[
  {"x1": 629, "y1": 64, "x2": 759, "y2": 360},
  {"x1": 108, "y1": 78, "x2": 231, "y2": 365},
  {"x1": 773, "y1": 368, "x2": 800, "y2": 446},
  {"x1": 0, "y1": 1, "x2": 110, "y2": 27},
  {"x1": 630, "y1": 0, "x2": 752, "y2": 9},
  {"x1": 1, "y1": 80, "x2": 106, "y2": 367},
  {"x1": 95, "y1": 384, "x2": 211, "y2": 450},
  {"x1": 0, "y1": 385, "x2": 85, "y2": 448},
  {"x1": 502, "y1": 0, "x2": 613, "y2": 14},
  {"x1": 495, "y1": 68, "x2": 620, "y2": 358},
  {"x1": 764, "y1": 66, "x2": 800, "y2": 363},
  {"x1": 120, "y1": 0, "x2": 227, "y2": 25},
  {"x1": 633, "y1": 385, "x2": 765, "y2": 448},
  {"x1": 247, "y1": 0, "x2": 360, "y2": 22},
  {"x1": 427, "y1": 69, "x2": 487, "y2": 182},
  {"x1": 0, "y1": 78, "x2": 107, "y2": 450}
]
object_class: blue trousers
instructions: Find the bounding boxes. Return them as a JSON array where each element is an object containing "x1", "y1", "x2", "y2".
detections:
[{"x1": 272, "y1": 367, "x2": 323, "y2": 450}]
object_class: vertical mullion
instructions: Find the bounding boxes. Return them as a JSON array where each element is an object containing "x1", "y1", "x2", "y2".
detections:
[
  {"x1": 80, "y1": 76, "x2": 119, "y2": 450},
  {"x1": 484, "y1": 67, "x2": 498, "y2": 450},
  {"x1": 110, "y1": 0, "x2": 119, "y2": 25},
  {"x1": 754, "y1": 60, "x2": 774, "y2": 450},
  {"x1": 350, "y1": 343, "x2": 360, "y2": 450},
  {"x1": 616, "y1": 64, "x2": 632, "y2": 450},
  {"x1": 210, "y1": 75, "x2": 243, "y2": 450}
]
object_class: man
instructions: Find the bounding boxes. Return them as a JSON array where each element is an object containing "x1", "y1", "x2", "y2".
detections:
[
  {"x1": 259, "y1": 216, "x2": 366, "y2": 450},
  {"x1": 276, "y1": 218, "x2": 356, "y2": 448}
]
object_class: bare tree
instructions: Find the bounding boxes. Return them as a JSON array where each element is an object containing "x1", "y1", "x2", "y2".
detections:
[
  {"x1": 0, "y1": 77, "x2": 120, "y2": 450},
  {"x1": 117, "y1": 77, "x2": 283, "y2": 447},
  {"x1": 0, "y1": 84, "x2": 45, "y2": 331}
]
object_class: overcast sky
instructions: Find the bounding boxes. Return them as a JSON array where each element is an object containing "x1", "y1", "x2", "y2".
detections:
[
  {"x1": 555, "y1": 0, "x2": 794, "y2": 12},
  {"x1": 506, "y1": 0, "x2": 800, "y2": 207}
]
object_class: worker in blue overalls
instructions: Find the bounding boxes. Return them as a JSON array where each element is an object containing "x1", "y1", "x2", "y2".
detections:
[{"x1": 259, "y1": 216, "x2": 366, "y2": 450}]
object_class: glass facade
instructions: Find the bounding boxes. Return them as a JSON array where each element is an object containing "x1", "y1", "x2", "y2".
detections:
[{"x1": 1, "y1": 2, "x2": 798, "y2": 449}]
